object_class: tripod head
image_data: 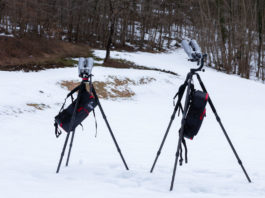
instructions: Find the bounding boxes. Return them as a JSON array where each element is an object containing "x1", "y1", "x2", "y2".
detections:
[
  {"x1": 181, "y1": 39, "x2": 207, "y2": 73},
  {"x1": 78, "y1": 57, "x2": 94, "y2": 82}
]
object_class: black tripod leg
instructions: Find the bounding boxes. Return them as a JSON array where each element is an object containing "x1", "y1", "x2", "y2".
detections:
[
  {"x1": 65, "y1": 129, "x2": 76, "y2": 166},
  {"x1": 56, "y1": 83, "x2": 84, "y2": 173},
  {"x1": 92, "y1": 85, "x2": 129, "y2": 170},
  {"x1": 151, "y1": 79, "x2": 190, "y2": 173},
  {"x1": 56, "y1": 131, "x2": 71, "y2": 173},
  {"x1": 170, "y1": 78, "x2": 193, "y2": 191},
  {"x1": 195, "y1": 74, "x2": 251, "y2": 183},
  {"x1": 150, "y1": 105, "x2": 179, "y2": 173}
]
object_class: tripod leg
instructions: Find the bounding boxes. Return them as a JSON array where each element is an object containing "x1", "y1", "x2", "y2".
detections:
[
  {"x1": 65, "y1": 129, "x2": 76, "y2": 166},
  {"x1": 150, "y1": 105, "x2": 179, "y2": 173},
  {"x1": 170, "y1": 127, "x2": 184, "y2": 191},
  {"x1": 195, "y1": 74, "x2": 251, "y2": 183},
  {"x1": 170, "y1": 78, "x2": 193, "y2": 191},
  {"x1": 56, "y1": 83, "x2": 84, "y2": 173},
  {"x1": 151, "y1": 78, "x2": 190, "y2": 173},
  {"x1": 56, "y1": 131, "x2": 71, "y2": 173},
  {"x1": 92, "y1": 85, "x2": 129, "y2": 170}
]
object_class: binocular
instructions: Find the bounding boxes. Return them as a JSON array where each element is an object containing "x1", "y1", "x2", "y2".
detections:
[
  {"x1": 78, "y1": 57, "x2": 94, "y2": 78},
  {"x1": 181, "y1": 39, "x2": 202, "y2": 62}
]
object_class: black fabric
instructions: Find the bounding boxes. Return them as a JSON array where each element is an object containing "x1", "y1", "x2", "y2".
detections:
[
  {"x1": 55, "y1": 89, "x2": 98, "y2": 134},
  {"x1": 183, "y1": 90, "x2": 208, "y2": 139}
]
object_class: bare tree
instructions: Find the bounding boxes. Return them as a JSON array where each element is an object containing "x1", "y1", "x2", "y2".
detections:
[{"x1": 0, "y1": 0, "x2": 263, "y2": 80}]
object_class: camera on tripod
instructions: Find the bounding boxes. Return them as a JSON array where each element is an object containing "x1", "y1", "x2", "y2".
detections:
[
  {"x1": 151, "y1": 39, "x2": 251, "y2": 191},
  {"x1": 181, "y1": 39, "x2": 202, "y2": 62},
  {"x1": 78, "y1": 57, "x2": 94, "y2": 78},
  {"x1": 54, "y1": 56, "x2": 129, "y2": 173}
]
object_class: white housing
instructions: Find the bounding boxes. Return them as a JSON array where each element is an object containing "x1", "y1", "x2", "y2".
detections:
[
  {"x1": 181, "y1": 40, "x2": 193, "y2": 59},
  {"x1": 78, "y1": 57, "x2": 94, "y2": 77},
  {"x1": 181, "y1": 39, "x2": 202, "y2": 61}
]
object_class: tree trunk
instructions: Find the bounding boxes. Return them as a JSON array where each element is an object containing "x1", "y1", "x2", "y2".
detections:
[{"x1": 104, "y1": 0, "x2": 114, "y2": 63}]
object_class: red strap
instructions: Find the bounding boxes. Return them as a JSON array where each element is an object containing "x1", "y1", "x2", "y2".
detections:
[
  {"x1": 77, "y1": 107, "x2": 83, "y2": 112},
  {"x1": 83, "y1": 108, "x2": 89, "y2": 114},
  {"x1": 200, "y1": 109, "x2": 206, "y2": 120},
  {"x1": 205, "y1": 93, "x2": 209, "y2": 101},
  {"x1": 77, "y1": 107, "x2": 89, "y2": 114}
]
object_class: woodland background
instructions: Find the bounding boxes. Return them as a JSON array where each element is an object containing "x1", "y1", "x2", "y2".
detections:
[{"x1": 0, "y1": 0, "x2": 264, "y2": 80}]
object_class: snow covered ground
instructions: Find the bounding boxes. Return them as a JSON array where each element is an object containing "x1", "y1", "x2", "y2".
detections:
[{"x1": 0, "y1": 49, "x2": 265, "y2": 198}]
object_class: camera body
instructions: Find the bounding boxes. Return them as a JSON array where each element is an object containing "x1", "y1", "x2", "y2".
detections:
[
  {"x1": 78, "y1": 57, "x2": 94, "y2": 78},
  {"x1": 181, "y1": 39, "x2": 202, "y2": 62}
]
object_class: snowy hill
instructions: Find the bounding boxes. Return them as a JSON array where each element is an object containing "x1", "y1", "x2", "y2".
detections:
[{"x1": 0, "y1": 49, "x2": 265, "y2": 198}]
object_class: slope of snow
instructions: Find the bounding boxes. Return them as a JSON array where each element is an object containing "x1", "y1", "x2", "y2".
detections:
[{"x1": 0, "y1": 49, "x2": 265, "y2": 198}]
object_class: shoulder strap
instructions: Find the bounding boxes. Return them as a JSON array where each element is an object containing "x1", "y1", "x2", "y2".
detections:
[
  {"x1": 182, "y1": 138, "x2": 188, "y2": 164},
  {"x1": 59, "y1": 84, "x2": 81, "y2": 112},
  {"x1": 67, "y1": 84, "x2": 81, "y2": 98},
  {"x1": 179, "y1": 143, "x2": 183, "y2": 166},
  {"x1": 93, "y1": 109, "x2": 98, "y2": 137},
  {"x1": 178, "y1": 137, "x2": 188, "y2": 165},
  {"x1": 54, "y1": 122, "x2": 62, "y2": 138},
  {"x1": 173, "y1": 82, "x2": 188, "y2": 106}
]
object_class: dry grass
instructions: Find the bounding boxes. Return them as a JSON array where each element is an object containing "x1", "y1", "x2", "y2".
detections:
[
  {"x1": 60, "y1": 81, "x2": 80, "y2": 91},
  {"x1": 103, "y1": 59, "x2": 136, "y2": 69},
  {"x1": 0, "y1": 37, "x2": 92, "y2": 71},
  {"x1": 60, "y1": 76, "x2": 155, "y2": 99},
  {"x1": 103, "y1": 58, "x2": 178, "y2": 76},
  {"x1": 27, "y1": 103, "x2": 50, "y2": 110},
  {"x1": 0, "y1": 37, "x2": 178, "y2": 77}
]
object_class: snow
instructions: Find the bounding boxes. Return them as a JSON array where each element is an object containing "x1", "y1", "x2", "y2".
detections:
[
  {"x1": 0, "y1": 33, "x2": 14, "y2": 37},
  {"x1": 1, "y1": 49, "x2": 265, "y2": 197}
]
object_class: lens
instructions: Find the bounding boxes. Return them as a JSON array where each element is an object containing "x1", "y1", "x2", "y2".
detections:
[
  {"x1": 190, "y1": 40, "x2": 201, "y2": 53},
  {"x1": 181, "y1": 40, "x2": 192, "y2": 59}
]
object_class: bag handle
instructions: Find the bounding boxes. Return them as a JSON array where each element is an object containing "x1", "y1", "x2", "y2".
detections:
[{"x1": 59, "y1": 84, "x2": 81, "y2": 112}]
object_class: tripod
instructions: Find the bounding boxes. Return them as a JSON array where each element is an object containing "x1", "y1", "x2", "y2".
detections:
[
  {"x1": 150, "y1": 55, "x2": 251, "y2": 191},
  {"x1": 56, "y1": 76, "x2": 129, "y2": 173}
]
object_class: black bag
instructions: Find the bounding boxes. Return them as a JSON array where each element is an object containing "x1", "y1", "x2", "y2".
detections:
[
  {"x1": 183, "y1": 90, "x2": 208, "y2": 139},
  {"x1": 54, "y1": 88, "x2": 97, "y2": 137}
]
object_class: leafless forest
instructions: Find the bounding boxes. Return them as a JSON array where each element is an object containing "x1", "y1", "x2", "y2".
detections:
[{"x1": 0, "y1": 0, "x2": 264, "y2": 79}]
